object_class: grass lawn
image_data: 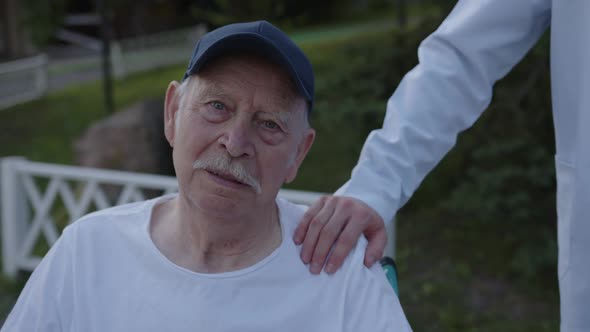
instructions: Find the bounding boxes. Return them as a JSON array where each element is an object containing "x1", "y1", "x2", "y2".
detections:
[{"x1": 0, "y1": 65, "x2": 183, "y2": 164}]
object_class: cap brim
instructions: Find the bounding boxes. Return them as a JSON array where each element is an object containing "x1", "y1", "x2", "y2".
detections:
[{"x1": 183, "y1": 33, "x2": 312, "y2": 103}]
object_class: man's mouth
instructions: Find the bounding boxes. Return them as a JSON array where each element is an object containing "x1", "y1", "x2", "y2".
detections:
[
  {"x1": 206, "y1": 169, "x2": 248, "y2": 187},
  {"x1": 193, "y1": 156, "x2": 261, "y2": 194}
]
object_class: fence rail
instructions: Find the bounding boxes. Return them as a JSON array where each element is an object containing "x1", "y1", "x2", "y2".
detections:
[
  {"x1": 0, "y1": 157, "x2": 329, "y2": 278},
  {"x1": 0, "y1": 54, "x2": 48, "y2": 110},
  {"x1": 112, "y1": 24, "x2": 206, "y2": 78},
  {"x1": 0, "y1": 25, "x2": 206, "y2": 110}
]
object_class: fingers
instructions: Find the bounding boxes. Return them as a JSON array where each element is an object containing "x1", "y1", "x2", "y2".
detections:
[
  {"x1": 323, "y1": 213, "x2": 367, "y2": 274},
  {"x1": 299, "y1": 197, "x2": 337, "y2": 266},
  {"x1": 308, "y1": 206, "x2": 353, "y2": 274},
  {"x1": 293, "y1": 196, "x2": 327, "y2": 245},
  {"x1": 295, "y1": 195, "x2": 387, "y2": 275},
  {"x1": 363, "y1": 226, "x2": 387, "y2": 268}
]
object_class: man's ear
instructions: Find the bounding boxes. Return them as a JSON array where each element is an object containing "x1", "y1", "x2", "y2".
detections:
[
  {"x1": 164, "y1": 81, "x2": 182, "y2": 147},
  {"x1": 285, "y1": 128, "x2": 316, "y2": 183}
]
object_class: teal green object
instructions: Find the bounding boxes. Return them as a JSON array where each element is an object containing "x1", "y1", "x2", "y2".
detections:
[{"x1": 380, "y1": 257, "x2": 399, "y2": 295}]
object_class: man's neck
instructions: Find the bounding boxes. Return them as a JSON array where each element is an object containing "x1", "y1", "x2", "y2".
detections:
[{"x1": 150, "y1": 195, "x2": 282, "y2": 273}]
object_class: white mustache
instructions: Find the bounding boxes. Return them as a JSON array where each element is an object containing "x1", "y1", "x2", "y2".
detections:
[{"x1": 193, "y1": 155, "x2": 261, "y2": 194}]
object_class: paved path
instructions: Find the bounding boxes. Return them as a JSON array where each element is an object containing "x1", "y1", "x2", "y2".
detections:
[{"x1": 45, "y1": 18, "x2": 410, "y2": 93}]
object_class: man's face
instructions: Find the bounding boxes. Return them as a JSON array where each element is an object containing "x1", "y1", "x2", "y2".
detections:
[{"x1": 164, "y1": 55, "x2": 315, "y2": 217}]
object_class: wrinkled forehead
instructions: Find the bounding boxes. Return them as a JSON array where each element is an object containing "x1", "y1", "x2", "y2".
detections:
[{"x1": 189, "y1": 54, "x2": 308, "y2": 116}]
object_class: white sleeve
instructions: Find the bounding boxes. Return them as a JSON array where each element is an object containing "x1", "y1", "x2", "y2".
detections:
[
  {"x1": 336, "y1": 0, "x2": 551, "y2": 223},
  {"x1": 1, "y1": 228, "x2": 75, "y2": 332},
  {"x1": 342, "y1": 240, "x2": 412, "y2": 331}
]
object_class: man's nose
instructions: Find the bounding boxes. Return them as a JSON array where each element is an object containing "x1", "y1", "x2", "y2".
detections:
[{"x1": 218, "y1": 118, "x2": 255, "y2": 158}]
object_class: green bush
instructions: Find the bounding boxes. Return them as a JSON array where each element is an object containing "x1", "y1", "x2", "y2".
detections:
[
  {"x1": 293, "y1": 17, "x2": 449, "y2": 191},
  {"x1": 189, "y1": 0, "x2": 390, "y2": 29},
  {"x1": 438, "y1": 32, "x2": 554, "y2": 224},
  {"x1": 295, "y1": 17, "x2": 557, "y2": 287},
  {"x1": 21, "y1": 0, "x2": 66, "y2": 47}
]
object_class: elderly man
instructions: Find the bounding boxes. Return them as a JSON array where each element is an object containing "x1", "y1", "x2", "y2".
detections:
[{"x1": 2, "y1": 21, "x2": 411, "y2": 331}]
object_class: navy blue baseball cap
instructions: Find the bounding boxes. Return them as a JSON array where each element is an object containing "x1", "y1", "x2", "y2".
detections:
[{"x1": 182, "y1": 21, "x2": 314, "y2": 112}]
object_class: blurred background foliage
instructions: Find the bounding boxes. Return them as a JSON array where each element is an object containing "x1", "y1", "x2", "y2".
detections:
[
  {"x1": 20, "y1": 0, "x2": 67, "y2": 47},
  {"x1": 189, "y1": 0, "x2": 357, "y2": 28},
  {"x1": 290, "y1": 9, "x2": 557, "y2": 330},
  {"x1": 2, "y1": 1, "x2": 558, "y2": 330},
  {"x1": 18, "y1": 0, "x2": 456, "y2": 44}
]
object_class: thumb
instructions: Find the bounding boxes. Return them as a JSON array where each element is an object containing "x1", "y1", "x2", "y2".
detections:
[{"x1": 294, "y1": 196, "x2": 327, "y2": 244}]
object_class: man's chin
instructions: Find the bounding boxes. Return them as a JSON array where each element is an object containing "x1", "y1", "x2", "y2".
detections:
[{"x1": 189, "y1": 191, "x2": 247, "y2": 217}]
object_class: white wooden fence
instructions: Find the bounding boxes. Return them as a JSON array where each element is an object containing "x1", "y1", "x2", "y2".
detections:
[
  {"x1": 0, "y1": 157, "x2": 396, "y2": 278},
  {"x1": 0, "y1": 54, "x2": 49, "y2": 110},
  {"x1": 0, "y1": 157, "x2": 327, "y2": 278},
  {"x1": 0, "y1": 24, "x2": 206, "y2": 110},
  {"x1": 111, "y1": 24, "x2": 207, "y2": 78}
]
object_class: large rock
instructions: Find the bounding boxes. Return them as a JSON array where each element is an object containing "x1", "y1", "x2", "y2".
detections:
[{"x1": 74, "y1": 99, "x2": 174, "y2": 176}]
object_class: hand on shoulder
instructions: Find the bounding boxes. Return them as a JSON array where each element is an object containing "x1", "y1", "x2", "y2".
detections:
[{"x1": 293, "y1": 195, "x2": 387, "y2": 274}]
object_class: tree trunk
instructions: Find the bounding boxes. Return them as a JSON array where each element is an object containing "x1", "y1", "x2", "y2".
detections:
[{"x1": 0, "y1": 0, "x2": 35, "y2": 59}]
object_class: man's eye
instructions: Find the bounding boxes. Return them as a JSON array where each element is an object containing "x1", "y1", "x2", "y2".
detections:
[
  {"x1": 263, "y1": 120, "x2": 279, "y2": 130},
  {"x1": 211, "y1": 101, "x2": 224, "y2": 110},
  {"x1": 201, "y1": 101, "x2": 229, "y2": 122}
]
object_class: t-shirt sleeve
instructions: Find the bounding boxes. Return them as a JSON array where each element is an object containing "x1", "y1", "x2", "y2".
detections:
[
  {"x1": 342, "y1": 239, "x2": 412, "y2": 332},
  {"x1": 1, "y1": 227, "x2": 76, "y2": 332}
]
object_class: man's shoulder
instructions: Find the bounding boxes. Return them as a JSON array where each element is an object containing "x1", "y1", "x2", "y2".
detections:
[
  {"x1": 75, "y1": 199, "x2": 149, "y2": 224},
  {"x1": 275, "y1": 197, "x2": 371, "y2": 275},
  {"x1": 65, "y1": 196, "x2": 158, "y2": 237},
  {"x1": 276, "y1": 197, "x2": 308, "y2": 226}
]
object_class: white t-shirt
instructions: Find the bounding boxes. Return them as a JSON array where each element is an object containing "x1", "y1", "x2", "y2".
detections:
[{"x1": 2, "y1": 194, "x2": 412, "y2": 332}]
